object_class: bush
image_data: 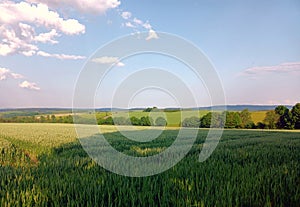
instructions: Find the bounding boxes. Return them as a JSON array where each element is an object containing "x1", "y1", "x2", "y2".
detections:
[
  {"x1": 182, "y1": 116, "x2": 200, "y2": 128},
  {"x1": 155, "y1": 117, "x2": 167, "y2": 126}
]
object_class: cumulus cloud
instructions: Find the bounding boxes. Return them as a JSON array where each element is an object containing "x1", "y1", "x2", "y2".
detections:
[
  {"x1": 26, "y1": 0, "x2": 121, "y2": 14},
  {"x1": 92, "y1": 56, "x2": 125, "y2": 66},
  {"x1": 37, "y1": 51, "x2": 86, "y2": 60},
  {"x1": 34, "y1": 29, "x2": 60, "y2": 44},
  {"x1": 241, "y1": 62, "x2": 300, "y2": 76},
  {"x1": 0, "y1": 2, "x2": 85, "y2": 35},
  {"x1": 19, "y1": 81, "x2": 40, "y2": 90},
  {"x1": 146, "y1": 29, "x2": 159, "y2": 41},
  {"x1": 0, "y1": 24, "x2": 39, "y2": 56},
  {"x1": 1, "y1": 66, "x2": 41, "y2": 90},
  {"x1": 0, "y1": 68, "x2": 24, "y2": 80},
  {"x1": 0, "y1": 1, "x2": 85, "y2": 57}
]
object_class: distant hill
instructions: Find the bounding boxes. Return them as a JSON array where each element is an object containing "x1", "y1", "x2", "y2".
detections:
[{"x1": 190, "y1": 105, "x2": 293, "y2": 111}]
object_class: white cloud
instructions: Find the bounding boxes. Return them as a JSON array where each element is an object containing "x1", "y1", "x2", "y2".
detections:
[
  {"x1": 1, "y1": 66, "x2": 41, "y2": 90},
  {"x1": 34, "y1": 29, "x2": 59, "y2": 44},
  {"x1": 146, "y1": 29, "x2": 159, "y2": 41},
  {"x1": 0, "y1": 24, "x2": 39, "y2": 56},
  {"x1": 19, "y1": 81, "x2": 40, "y2": 90},
  {"x1": 133, "y1": 17, "x2": 143, "y2": 25},
  {"x1": 26, "y1": 0, "x2": 121, "y2": 14},
  {"x1": 124, "y1": 22, "x2": 136, "y2": 28},
  {"x1": 142, "y1": 22, "x2": 152, "y2": 30},
  {"x1": 121, "y1": 11, "x2": 132, "y2": 20},
  {"x1": 241, "y1": 62, "x2": 300, "y2": 76},
  {"x1": 116, "y1": 62, "x2": 125, "y2": 67},
  {"x1": 0, "y1": 1, "x2": 85, "y2": 57},
  {"x1": 92, "y1": 56, "x2": 124, "y2": 66},
  {"x1": 0, "y1": 2, "x2": 85, "y2": 35},
  {"x1": 37, "y1": 51, "x2": 86, "y2": 60},
  {"x1": 0, "y1": 67, "x2": 24, "y2": 80},
  {"x1": 118, "y1": 10, "x2": 158, "y2": 41}
]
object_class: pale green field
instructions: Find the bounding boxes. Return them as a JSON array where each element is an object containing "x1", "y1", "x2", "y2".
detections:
[
  {"x1": 113, "y1": 110, "x2": 209, "y2": 126},
  {"x1": 0, "y1": 123, "x2": 176, "y2": 155},
  {"x1": 0, "y1": 123, "x2": 77, "y2": 155},
  {"x1": 251, "y1": 111, "x2": 267, "y2": 124},
  {"x1": 113, "y1": 110, "x2": 267, "y2": 126}
]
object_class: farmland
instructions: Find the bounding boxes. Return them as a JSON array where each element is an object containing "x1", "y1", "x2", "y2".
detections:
[
  {"x1": 0, "y1": 123, "x2": 300, "y2": 206},
  {"x1": 0, "y1": 108, "x2": 268, "y2": 127}
]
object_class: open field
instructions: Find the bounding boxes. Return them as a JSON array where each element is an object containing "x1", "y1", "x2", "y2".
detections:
[
  {"x1": 251, "y1": 111, "x2": 268, "y2": 124},
  {"x1": 0, "y1": 123, "x2": 299, "y2": 206},
  {"x1": 113, "y1": 110, "x2": 209, "y2": 126},
  {"x1": 1, "y1": 109, "x2": 267, "y2": 127}
]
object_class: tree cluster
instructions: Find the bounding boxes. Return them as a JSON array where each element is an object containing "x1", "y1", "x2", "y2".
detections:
[
  {"x1": 97, "y1": 116, "x2": 168, "y2": 127},
  {"x1": 181, "y1": 109, "x2": 254, "y2": 129},
  {"x1": 261, "y1": 103, "x2": 300, "y2": 129},
  {"x1": 0, "y1": 115, "x2": 73, "y2": 124}
]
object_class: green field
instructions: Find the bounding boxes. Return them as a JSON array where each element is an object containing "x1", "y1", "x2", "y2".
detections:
[
  {"x1": 251, "y1": 111, "x2": 268, "y2": 124},
  {"x1": 1, "y1": 123, "x2": 299, "y2": 206},
  {"x1": 112, "y1": 110, "x2": 209, "y2": 126}
]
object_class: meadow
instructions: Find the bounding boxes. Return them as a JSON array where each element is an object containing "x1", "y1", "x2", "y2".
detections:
[{"x1": 0, "y1": 123, "x2": 299, "y2": 206}]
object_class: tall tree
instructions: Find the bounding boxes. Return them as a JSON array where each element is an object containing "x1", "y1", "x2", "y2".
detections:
[
  {"x1": 225, "y1": 112, "x2": 242, "y2": 128},
  {"x1": 200, "y1": 113, "x2": 211, "y2": 128},
  {"x1": 182, "y1": 116, "x2": 201, "y2": 128},
  {"x1": 130, "y1": 116, "x2": 141, "y2": 126},
  {"x1": 291, "y1": 103, "x2": 300, "y2": 129},
  {"x1": 263, "y1": 111, "x2": 279, "y2": 129},
  {"x1": 275, "y1": 105, "x2": 293, "y2": 129},
  {"x1": 140, "y1": 116, "x2": 152, "y2": 126},
  {"x1": 240, "y1": 109, "x2": 253, "y2": 128}
]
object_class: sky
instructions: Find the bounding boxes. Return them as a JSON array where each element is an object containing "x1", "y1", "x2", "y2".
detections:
[{"x1": 0, "y1": 0, "x2": 300, "y2": 108}]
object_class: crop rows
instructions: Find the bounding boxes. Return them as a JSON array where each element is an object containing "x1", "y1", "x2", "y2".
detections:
[{"x1": 0, "y1": 124, "x2": 300, "y2": 206}]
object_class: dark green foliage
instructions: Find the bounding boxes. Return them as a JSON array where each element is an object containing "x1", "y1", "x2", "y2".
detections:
[
  {"x1": 143, "y1": 107, "x2": 160, "y2": 112},
  {"x1": 140, "y1": 116, "x2": 153, "y2": 126},
  {"x1": 275, "y1": 106, "x2": 293, "y2": 129},
  {"x1": 256, "y1": 122, "x2": 267, "y2": 129},
  {"x1": 1, "y1": 130, "x2": 300, "y2": 206},
  {"x1": 240, "y1": 109, "x2": 254, "y2": 128},
  {"x1": 98, "y1": 117, "x2": 114, "y2": 125},
  {"x1": 182, "y1": 116, "x2": 200, "y2": 128},
  {"x1": 291, "y1": 103, "x2": 300, "y2": 129},
  {"x1": 155, "y1": 117, "x2": 167, "y2": 126},
  {"x1": 130, "y1": 116, "x2": 141, "y2": 126},
  {"x1": 200, "y1": 112, "x2": 212, "y2": 128},
  {"x1": 200, "y1": 112, "x2": 225, "y2": 128},
  {"x1": 263, "y1": 111, "x2": 279, "y2": 129},
  {"x1": 225, "y1": 112, "x2": 242, "y2": 128}
]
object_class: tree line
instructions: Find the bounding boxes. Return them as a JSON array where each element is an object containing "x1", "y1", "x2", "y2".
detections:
[
  {"x1": 181, "y1": 109, "x2": 253, "y2": 129},
  {"x1": 97, "y1": 116, "x2": 167, "y2": 126},
  {"x1": 0, "y1": 103, "x2": 299, "y2": 129},
  {"x1": 0, "y1": 115, "x2": 74, "y2": 124},
  {"x1": 261, "y1": 103, "x2": 300, "y2": 129},
  {"x1": 182, "y1": 103, "x2": 300, "y2": 129}
]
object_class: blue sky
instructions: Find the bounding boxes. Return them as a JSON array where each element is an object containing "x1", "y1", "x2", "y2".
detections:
[{"x1": 0, "y1": 0, "x2": 299, "y2": 108}]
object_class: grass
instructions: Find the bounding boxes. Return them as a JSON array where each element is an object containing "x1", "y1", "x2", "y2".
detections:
[{"x1": 0, "y1": 123, "x2": 299, "y2": 206}]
